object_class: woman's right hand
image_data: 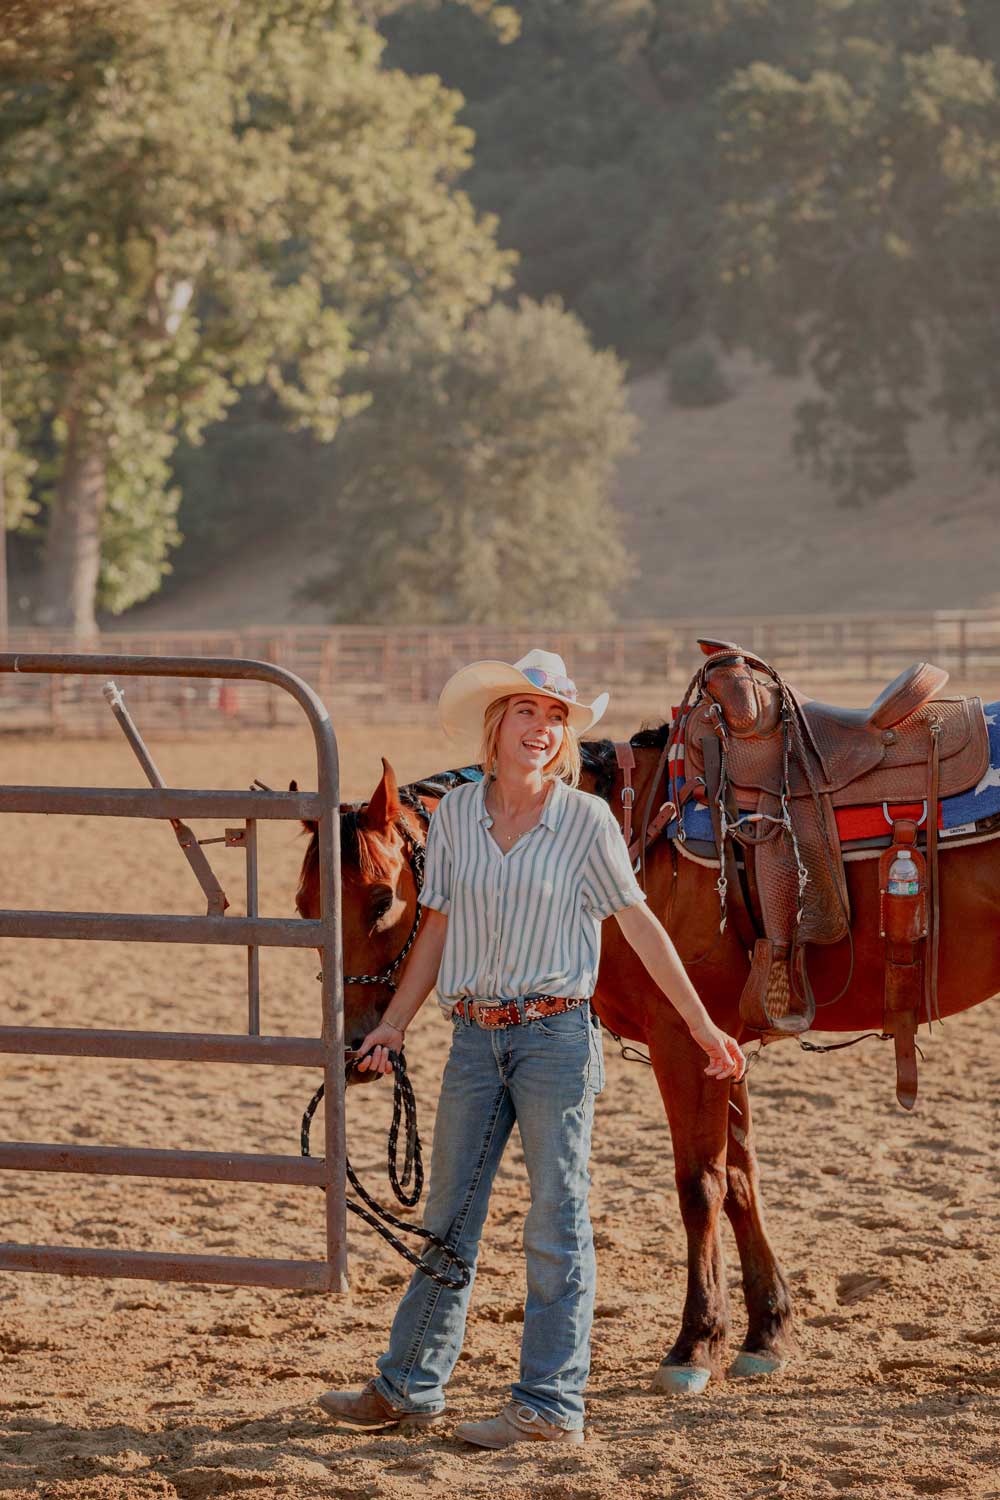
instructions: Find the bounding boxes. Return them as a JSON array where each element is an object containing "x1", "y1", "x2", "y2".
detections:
[
  {"x1": 689, "y1": 1020, "x2": 746, "y2": 1082},
  {"x1": 354, "y1": 1020, "x2": 405, "y2": 1075}
]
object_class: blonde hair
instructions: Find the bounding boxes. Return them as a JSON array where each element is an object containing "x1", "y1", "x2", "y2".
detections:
[{"x1": 479, "y1": 694, "x2": 582, "y2": 788}]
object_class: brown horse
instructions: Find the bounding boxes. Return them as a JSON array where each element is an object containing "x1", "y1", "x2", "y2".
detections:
[{"x1": 295, "y1": 727, "x2": 1000, "y2": 1396}]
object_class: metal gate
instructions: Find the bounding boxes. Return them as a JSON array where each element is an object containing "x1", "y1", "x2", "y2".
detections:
[{"x1": 0, "y1": 652, "x2": 347, "y2": 1292}]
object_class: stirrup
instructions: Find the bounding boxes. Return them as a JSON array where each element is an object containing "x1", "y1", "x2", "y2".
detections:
[{"x1": 739, "y1": 940, "x2": 814, "y2": 1035}]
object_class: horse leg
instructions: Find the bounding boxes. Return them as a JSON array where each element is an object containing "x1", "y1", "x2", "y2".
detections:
[
  {"x1": 722, "y1": 1075, "x2": 794, "y2": 1376},
  {"x1": 645, "y1": 1012, "x2": 732, "y2": 1396}
]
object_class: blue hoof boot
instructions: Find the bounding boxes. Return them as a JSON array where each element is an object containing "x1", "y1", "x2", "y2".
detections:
[
  {"x1": 651, "y1": 1363, "x2": 711, "y2": 1396},
  {"x1": 727, "y1": 1351, "x2": 786, "y2": 1379}
]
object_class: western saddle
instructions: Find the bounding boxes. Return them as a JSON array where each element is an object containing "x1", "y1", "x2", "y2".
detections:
[{"x1": 675, "y1": 641, "x2": 989, "y2": 1107}]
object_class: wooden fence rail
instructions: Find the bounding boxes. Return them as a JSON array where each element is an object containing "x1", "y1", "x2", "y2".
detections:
[{"x1": 2, "y1": 611, "x2": 999, "y2": 734}]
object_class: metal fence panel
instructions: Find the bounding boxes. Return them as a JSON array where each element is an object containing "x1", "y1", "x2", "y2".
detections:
[{"x1": 0, "y1": 652, "x2": 347, "y2": 1292}]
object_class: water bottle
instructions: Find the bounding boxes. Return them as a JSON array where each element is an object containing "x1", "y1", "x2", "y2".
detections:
[{"x1": 886, "y1": 848, "x2": 920, "y2": 897}]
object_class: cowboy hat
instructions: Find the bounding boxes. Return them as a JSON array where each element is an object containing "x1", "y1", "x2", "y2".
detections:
[{"x1": 438, "y1": 649, "x2": 609, "y2": 752}]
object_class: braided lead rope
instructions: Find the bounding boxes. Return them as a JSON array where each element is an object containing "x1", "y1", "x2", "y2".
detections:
[
  {"x1": 301, "y1": 1055, "x2": 422, "y2": 1205},
  {"x1": 301, "y1": 1054, "x2": 471, "y2": 1291}
]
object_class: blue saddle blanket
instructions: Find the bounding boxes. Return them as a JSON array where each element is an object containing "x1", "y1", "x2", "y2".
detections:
[{"x1": 667, "y1": 700, "x2": 1000, "y2": 847}]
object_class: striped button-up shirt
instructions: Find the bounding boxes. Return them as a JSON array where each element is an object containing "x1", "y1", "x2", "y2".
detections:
[{"x1": 419, "y1": 775, "x2": 646, "y2": 1009}]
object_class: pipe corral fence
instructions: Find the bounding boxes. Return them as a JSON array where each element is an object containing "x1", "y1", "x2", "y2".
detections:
[
  {"x1": 0, "y1": 652, "x2": 348, "y2": 1292},
  {"x1": 2, "y1": 611, "x2": 1000, "y2": 733}
]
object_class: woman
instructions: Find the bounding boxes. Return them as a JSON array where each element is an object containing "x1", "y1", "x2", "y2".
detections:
[{"x1": 318, "y1": 649, "x2": 745, "y2": 1448}]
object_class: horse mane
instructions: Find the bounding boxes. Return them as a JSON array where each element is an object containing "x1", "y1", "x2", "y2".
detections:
[
  {"x1": 298, "y1": 785, "x2": 429, "y2": 900},
  {"x1": 629, "y1": 721, "x2": 673, "y2": 749}
]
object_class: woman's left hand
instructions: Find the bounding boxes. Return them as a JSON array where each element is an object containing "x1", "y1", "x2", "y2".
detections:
[{"x1": 690, "y1": 1022, "x2": 746, "y2": 1081}]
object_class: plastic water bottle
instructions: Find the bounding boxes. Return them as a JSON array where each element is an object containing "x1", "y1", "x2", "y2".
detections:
[{"x1": 887, "y1": 848, "x2": 920, "y2": 897}]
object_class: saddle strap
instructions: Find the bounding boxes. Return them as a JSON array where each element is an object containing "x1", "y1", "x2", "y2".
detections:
[
  {"x1": 612, "y1": 740, "x2": 678, "y2": 879},
  {"x1": 628, "y1": 797, "x2": 677, "y2": 866},
  {"x1": 637, "y1": 739, "x2": 671, "y2": 885},
  {"x1": 614, "y1": 741, "x2": 636, "y2": 847},
  {"x1": 702, "y1": 732, "x2": 759, "y2": 955},
  {"x1": 880, "y1": 817, "x2": 927, "y2": 1111},
  {"x1": 924, "y1": 721, "x2": 942, "y2": 1030},
  {"x1": 888, "y1": 998, "x2": 920, "y2": 1111}
]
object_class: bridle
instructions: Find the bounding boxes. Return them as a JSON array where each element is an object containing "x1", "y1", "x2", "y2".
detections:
[{"x1": 342, "y1": 795, "x2": 428, "y2": 992}]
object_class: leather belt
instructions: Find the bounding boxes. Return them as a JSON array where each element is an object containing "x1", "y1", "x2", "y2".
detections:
[{"x1": 452, "y1": 994, "x2": 587, "y2": 1029}]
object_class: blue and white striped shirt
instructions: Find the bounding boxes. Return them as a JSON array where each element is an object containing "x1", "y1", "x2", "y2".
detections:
[{"x1": 419, "y1": 775, "x2": 647, "y2": 1009}]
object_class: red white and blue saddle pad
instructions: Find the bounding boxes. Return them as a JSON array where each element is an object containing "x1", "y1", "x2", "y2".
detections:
[{"x1": 666, "y1": 700, "x2": 1000, "y2": 853}]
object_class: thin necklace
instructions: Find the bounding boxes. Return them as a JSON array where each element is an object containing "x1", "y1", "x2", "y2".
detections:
[{"x1": 488, "y1": 782, "x2": 546, "y2": 843}]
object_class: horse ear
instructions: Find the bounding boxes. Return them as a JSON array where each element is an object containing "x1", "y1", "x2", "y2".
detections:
[
  {"x1": 289, "y1": 778, "x2": 317, "y2": 835},
  {"x1": 363, "y1": 758, "x2": 402, "y2": 836}
]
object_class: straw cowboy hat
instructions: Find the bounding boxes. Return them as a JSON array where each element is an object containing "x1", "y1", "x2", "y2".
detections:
[{"x1": 438, "y1": 649, "x2": 610, "y2": 752}]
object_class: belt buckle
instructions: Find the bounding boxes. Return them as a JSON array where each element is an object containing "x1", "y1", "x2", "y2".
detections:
[{"x1": 471, "y1": 1000, "x2": 502, "y2": 1028}]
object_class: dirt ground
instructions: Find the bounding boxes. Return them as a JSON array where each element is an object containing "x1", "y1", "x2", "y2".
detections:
[{"x1": 0, "y1": 722, "x2": 997, "y2": 1500}]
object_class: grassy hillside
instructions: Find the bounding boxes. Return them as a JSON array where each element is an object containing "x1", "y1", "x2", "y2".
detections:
[{"x1": 107, "y1": 356, "x2": 999, "y2": 631}]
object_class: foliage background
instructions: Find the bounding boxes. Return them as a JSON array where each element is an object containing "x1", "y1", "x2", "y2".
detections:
[{"x1": 3, "y1": 0, "x2": 1000, "y2": 625}]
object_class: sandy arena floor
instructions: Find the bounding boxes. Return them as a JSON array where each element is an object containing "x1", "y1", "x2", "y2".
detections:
[{"x1": 0, "y1": 722, "x2": 997, "y2": 1500}]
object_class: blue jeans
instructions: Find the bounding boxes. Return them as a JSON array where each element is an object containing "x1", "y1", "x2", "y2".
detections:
[{"x1": 374, "y1": 1000, "x2": 605, "y2": 1430}]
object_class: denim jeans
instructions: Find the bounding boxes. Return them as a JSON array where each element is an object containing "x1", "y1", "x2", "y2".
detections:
[{"x1": 374, "y1": 1000, "x2": 605, "y2": 1430}]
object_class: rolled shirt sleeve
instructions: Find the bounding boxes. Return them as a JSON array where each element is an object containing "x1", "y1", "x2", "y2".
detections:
[
  {"x1": 582, "y1": 801, "x2": 648, "y2": 921},
  {"x1": 418, "y1": 797, "x2": 453, "y2": 914}
]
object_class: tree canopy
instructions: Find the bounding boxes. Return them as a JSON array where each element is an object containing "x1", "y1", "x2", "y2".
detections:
[
  {"x1": 6, "y1": 0, "x2": 1000, "y2": 628},
  {"x1": 299, "y1": 298, "x2": 635, "y2": 623},
  {"x1": 0, "y1": 0, "x2": 510, "y2": 630},
  {"x1": 718, "y1": 27, "x2": 1000, "y2": 502},
  {"x1": 379, "y1": 0, "x2": 1000, "y2": 507}
]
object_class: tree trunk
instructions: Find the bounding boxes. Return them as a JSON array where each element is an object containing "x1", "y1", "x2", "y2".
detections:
[{"x1": 37, "y1": 411, "x2": 106, "y2": 638}]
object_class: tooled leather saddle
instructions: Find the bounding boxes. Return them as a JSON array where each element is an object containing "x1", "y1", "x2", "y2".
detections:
[{"x1": 678, "y1": 641, "x2": 989, "y2": 1053}]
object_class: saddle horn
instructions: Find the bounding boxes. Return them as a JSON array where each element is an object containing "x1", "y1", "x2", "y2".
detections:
[{"x1": 697, "y1": 638, "x2": 776, "y2": 677}]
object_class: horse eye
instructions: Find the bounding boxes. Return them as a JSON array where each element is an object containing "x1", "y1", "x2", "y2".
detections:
[{"x1": 367, "y1": 885, "x2": 395, "y2": 928}]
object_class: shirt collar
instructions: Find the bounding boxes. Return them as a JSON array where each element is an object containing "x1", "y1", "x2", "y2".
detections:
[
  {"x1": 478, "y1": 775, "x2": 566, "y2": 831},
  {"x1": 540, "y1": 776, "x2": 566, "y2": 830}
]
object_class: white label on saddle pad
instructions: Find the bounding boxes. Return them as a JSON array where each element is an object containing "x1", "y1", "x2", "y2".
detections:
[{"x1": 941, "y1": 822, "x2": 977, "y2": 837}]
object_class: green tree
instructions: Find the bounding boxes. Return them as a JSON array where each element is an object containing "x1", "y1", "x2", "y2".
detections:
[
  {"x1": 717, "y1": 9, "x2": 1000, "y2": 502},
  {"x1": 301, "y1": 298, "x2": 636, "y2": 623},
  {"x1": 378, "y1": 0, "x2": 1000, "y2": 511},
  {"x1": 0, "y1": 0, "x2": 510, "y2": 633},
  {"x1": 382, "y1": 0, "x2": 676, "y2": 358}
]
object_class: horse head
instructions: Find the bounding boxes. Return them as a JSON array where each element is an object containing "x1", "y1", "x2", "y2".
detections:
[{"x1": 294, "y1": 758, "x2": 428, "y2": 1085}]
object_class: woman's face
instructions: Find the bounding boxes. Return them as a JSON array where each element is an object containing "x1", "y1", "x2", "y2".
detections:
[{"x1": 496, "y1": 694, "x2": 568, "y2": 775}]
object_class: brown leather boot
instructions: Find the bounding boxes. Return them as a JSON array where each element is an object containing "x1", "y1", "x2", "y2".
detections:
[
  {"x1": 316, "y1": 1379, "x2": 443, "y2": 1431},
  {"x1": 454, "y1": 1401, "x2": 585, "y2": 1449}
]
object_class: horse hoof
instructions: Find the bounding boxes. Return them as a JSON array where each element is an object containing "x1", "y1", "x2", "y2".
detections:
[
  {"x1": 651, "y1": 1363, "x2": 712, "y2": 1396},
  {"x1": 727, "y1": 1351, "x2": 786, "y2": 1379}
]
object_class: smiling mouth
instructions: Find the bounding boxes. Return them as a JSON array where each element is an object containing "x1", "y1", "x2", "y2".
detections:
[{"x1": 522, "y1": 740, "x2": 547, "y2": 752}]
